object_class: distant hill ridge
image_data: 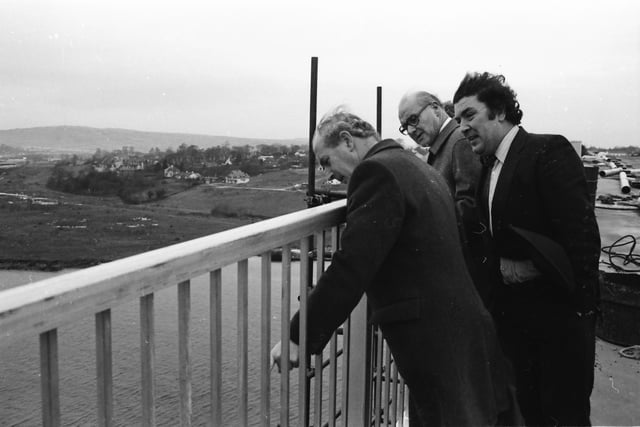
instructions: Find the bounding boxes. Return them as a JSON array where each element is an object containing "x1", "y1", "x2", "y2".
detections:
[{"x1": 0, "y1": 126, "x2": 307, "y2": 153}]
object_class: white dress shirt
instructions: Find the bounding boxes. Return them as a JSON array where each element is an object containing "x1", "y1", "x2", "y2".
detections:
[{"x1": 488, "y1": 125, "x2": 520, "y2": 233}]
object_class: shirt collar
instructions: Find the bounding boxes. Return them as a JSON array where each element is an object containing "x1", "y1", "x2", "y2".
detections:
[
  {"x1": 439, "y1": 117, "x2": 451, "y2": 133},
  {"x1": 494, "y1": 125, "x2": 519, "y2": 164}
]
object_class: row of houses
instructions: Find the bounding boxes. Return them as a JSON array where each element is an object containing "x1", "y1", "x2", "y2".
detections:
[
  {"x1": 93, "y1": 158, "x2": 156, "y2": 173},
  {"x1": 163, "y1": 165, "x2": 250, "y2": 184}
]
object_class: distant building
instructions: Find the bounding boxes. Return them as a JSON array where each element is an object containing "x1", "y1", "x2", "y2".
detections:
[
  {"x1": 258, "y1": 155, "x2": 278, "y2": 168},
  {"x1": 92, "y1": 163, "x2": 108, "y2": 173},
  {"x1": 164, "y1": 165, "x2": 181, "y2": 178},
  {"x1": 225, "y1": 170, "x2": 250, "y2": 184},
  {"x1": 203, "y1": 176, "x2": 217, "y2": 184}
]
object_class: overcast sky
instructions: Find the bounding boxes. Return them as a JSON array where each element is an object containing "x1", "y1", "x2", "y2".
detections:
[{"x1": 1, "y1": 0, "x2": 638, "y2": 148}]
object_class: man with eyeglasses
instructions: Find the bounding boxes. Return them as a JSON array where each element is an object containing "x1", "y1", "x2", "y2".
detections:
[
  {"x1": 398, "y1": 92, "x2": 490, "y2": 306},
  {"x1": 272, "y1": 106, "x2": 521, "y2": 426},
  {"x1": 453, "y1": 72, "x2": 600, "y2": 426}
]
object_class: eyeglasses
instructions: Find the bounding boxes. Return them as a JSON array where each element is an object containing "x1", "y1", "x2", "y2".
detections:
[{"x1": 399, "y1": 103, "x2": 433, "y2": 135}]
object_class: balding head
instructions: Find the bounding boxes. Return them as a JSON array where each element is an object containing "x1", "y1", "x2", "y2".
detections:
[{"x1": 398, "y1": 91, "x2": 447, "y2": 147}]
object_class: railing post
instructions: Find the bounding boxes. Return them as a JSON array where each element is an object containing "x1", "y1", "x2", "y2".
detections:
[
  {"x1": 140, "y1": 294, "x2": 156, "y2": 427},
  {"x1": 237, "y1": 260, "x2": 249, "y2": 426},
  {"x1": 40, "y1": 329, "x2": 60, "y2": 427},
  {"x1": 210, "y1": 269, "x2": 223, "y2": 426},
  {"x1": 260, "y1": 253, "x2": 272, "y2": 427},
  {"x1": 96, "y1": 309, "x2": 113, "y2": 427},
  {"x1": 178, "y1": 280, "x2": 192, "y2": 426},
  {"x1": 346, "y1": 296, "x2": 372, "y2": 426}
]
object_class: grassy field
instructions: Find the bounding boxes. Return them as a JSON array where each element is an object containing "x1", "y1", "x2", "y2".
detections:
[{"x1": 0, "y1": 165, "x2": 324, "y2": 270}]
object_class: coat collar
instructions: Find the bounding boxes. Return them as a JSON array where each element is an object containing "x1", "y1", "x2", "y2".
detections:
[
  {"x1": 429, "y1": 119, "x2": 458, "y2": 157},
  {"x1": 362, "y1": 139, "x2": 402, "y2": 160}
]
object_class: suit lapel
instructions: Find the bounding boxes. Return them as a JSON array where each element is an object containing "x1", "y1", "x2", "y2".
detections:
[
  {"x1": 428, "y1": 120, "x2": 457, "y2": 164},
  {"x1": 491, "y1": 128, "x2": 527, "y2": 232}
]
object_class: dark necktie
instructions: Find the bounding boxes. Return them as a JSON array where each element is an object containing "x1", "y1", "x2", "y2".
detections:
[
  {"x1": 480, "y1": 155, "x2": 497, "y2": 231},
  {"x1": 480, "y1": 154, "x2": 497, "y2": 169}
]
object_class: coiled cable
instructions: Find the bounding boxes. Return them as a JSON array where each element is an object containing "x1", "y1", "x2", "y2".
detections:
[{"x1": 600, "y1": 235, "x2": 640, "y2": 272}]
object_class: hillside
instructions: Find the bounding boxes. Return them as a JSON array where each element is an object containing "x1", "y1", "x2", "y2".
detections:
[{"x1": 0, "y1": 126, "x2": 307, "y2": 153}]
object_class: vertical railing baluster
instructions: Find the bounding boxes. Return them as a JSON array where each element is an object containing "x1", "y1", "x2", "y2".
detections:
[
  {"x1": 261, "y1": 253, "x2": 272, "y2": 427},
  {"x1": 313, "y1": 231, "x2": 325, "y2": 427},
  {"x1": 328, "y1": 334, "x2": 338, "y2": 427},
  {"x1": 238, "y1": 259, "x2": 249, "y2": 426},
  {"x1": 178, "y1": 280, "x2": 192, "y2": 426},
  {"x1": 210, "y1": 269, "x2": 223, "y2": 426},
  {"x1": 391, "y1": 360, "x2": 399, "y2": 425},
  {"x1": 322, "y1": 227, "x2": 338, "y2": 427},
  {"x1": 280, "y1": 245, "x2": 292, "y2": 427},
  {"x1": 96, "y1": 309, "x2": 113, "y2": 427},
  {"x1": 299, "y1": 238, "x2": 311, "y2": 427},
  {"x1": 373, "y1": 328, "x2": 384, "y2": 427},
  {"x1": 341, "y1": 317, "x2": 350, "y2": 427},
  {"x1": 140, "y1": 294, "x2": 156, "y2": 427},
  {"x1": 400, "y1": 379, "x2": 407, "y2": 427},
  {"x1": 40, "y1": 329, "x2": 60, "y2": 427},
  {"x1": 383, "y1": 342, "x2": 392, "y2": 424},
  {"x1": 328, "y1": 227, "x2": 339, "y2": 427},
  {"x1": 335, "y1": 224, "x2": 350, "y2": 427}
]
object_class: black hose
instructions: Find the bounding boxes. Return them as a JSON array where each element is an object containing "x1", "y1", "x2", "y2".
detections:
[{"x1": 600, "y1": 234, "x2": 640, "y2": 272}]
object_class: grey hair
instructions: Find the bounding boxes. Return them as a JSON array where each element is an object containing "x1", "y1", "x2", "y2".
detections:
[{"x1": 315, "y1": 105, "x2": 380, "y2": 148}]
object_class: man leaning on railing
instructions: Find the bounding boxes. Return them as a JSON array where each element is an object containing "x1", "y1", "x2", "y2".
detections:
[{"x1": 271, "y1": 106, "x2": 523, "y2": 426}]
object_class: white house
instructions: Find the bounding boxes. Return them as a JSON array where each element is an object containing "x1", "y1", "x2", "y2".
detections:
[
  {"x1": 164, "y1": 165, "x2": 180, "y2": 178},
  {"x1": 225, "y1": 170, "x2": 250, "y2": 184}
]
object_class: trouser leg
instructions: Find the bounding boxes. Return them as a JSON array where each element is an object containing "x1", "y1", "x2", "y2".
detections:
[{"x1": 494, "y1": 284, "x2": 596, "y2": 426}]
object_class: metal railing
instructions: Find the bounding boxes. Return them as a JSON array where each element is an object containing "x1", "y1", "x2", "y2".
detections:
[{"x1": 0, "y1": 200, "x2": 407, "y2": 426}]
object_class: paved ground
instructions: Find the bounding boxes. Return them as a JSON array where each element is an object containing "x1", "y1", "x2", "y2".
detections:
[
  {"x1": 592, "y1": 339, "x2": 640, "y2": 426},
  {"x1": 591, "y1": 175, "x2": 639, "y2": 426}
]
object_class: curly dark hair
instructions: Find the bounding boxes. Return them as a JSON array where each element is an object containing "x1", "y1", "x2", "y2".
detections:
[{"x1": 453, "y1": 72, "x2": 523, "y2": 125}]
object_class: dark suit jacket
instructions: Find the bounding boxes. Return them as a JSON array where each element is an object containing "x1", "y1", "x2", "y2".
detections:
[
  {"x1": 428, "y1": 119, "x2": 482, "y2": 235},
  {"x1": 479, "y1": 128, "x2": 601, "y2": 312},
  {"x1": 291, "y1": 139, "x2": 517, "y2": 425},
  {"x1": 428, "y1": 119, "x2": 491, "y2": 304}
]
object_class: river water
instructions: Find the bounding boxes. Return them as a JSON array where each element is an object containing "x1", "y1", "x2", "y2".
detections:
[{"x1": 0, "y1": 259, "x2": 312, "y2": 426}]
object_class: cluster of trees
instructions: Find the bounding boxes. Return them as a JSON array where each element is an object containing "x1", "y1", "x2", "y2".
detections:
[
  {"x1": 46, "y1": 163, "x2": 165, "y2": 203},
  {"x1": 89, "y1": 142, "x2": 308, "y2": 177},
  {"x1": 162, "y1": 143, "x2": 307, "y2": 176},
  {"x1": 47, "y1": 142, "x2": 308, "y2": 203}
]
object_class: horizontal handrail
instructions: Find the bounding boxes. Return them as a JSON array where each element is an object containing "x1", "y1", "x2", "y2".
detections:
[{"x1": 0, "y1": 199, "x2": 346, "y2": 343}]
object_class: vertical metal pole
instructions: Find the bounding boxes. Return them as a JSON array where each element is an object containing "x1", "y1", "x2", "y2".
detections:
[
  {"x1": 376, "y1": 86, "x2": 382, "y2": 135},
  {"x1": 304, "y1": 56, "x2": 319, "y2": 424},
  {"x1": 307, "y1": 57, "x2": 318, "y2": 205}
]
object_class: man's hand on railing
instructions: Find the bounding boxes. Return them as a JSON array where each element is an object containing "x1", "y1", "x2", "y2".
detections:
[{"x1": 270, "y1": 340, "x2": 299, "y2": 373}]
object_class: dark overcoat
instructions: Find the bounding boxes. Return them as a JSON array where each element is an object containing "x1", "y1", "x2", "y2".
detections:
[
  {"x1": 428, "y1": 119, "x2": 482, "y2": 234},
  {"x1": 291, "y1": 139, "x2": 518, "y2": 426},
  {"x1": 477, "y1": 128, "x2": 600, "y2": 425},
  {"x1": 427, "y1": 120, "x2": 492, "y2": 305}
]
